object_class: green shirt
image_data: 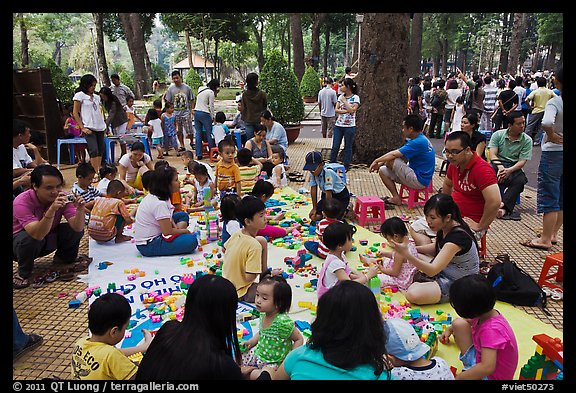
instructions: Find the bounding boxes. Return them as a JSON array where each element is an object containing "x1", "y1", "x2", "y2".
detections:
[
  {"x1": 254, "y1": 312, "x2": 295, "y2": 364},
  {"x1": 488, "y1": 129, "x2": 533, "y2": 163}
]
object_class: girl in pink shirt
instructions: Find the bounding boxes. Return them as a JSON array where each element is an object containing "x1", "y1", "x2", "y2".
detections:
[{"x1": 440, "y1": 274, "x2": 519, "y2": 380}]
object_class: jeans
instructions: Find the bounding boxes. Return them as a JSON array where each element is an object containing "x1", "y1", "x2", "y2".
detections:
[
  {"x1": 330, "y1": 125, "x2": 356, "y2": 169},
  {"x1": 172, "y1": 211, "x2": 190, "y2": 226},
  {"x1": 537, "y1": 151, "x2": 563, "y2": 214},
  {"x1": 194, "y1": 110, "x2": 215, "y2": 158},
  {"x1": 304, "y1": 241, "x2": 320, "y2": 257},
  {"x1": 136, "y1": 232, "x2": 198, "y2": 257},
  {"x1": 244, "y1": 123, "x2": 260, "y2": 141},
  {"x1": 429, "y1": 111, "x2": 444, "y2": 137},
  {"x1": 13, "y1": 308, "x2": 27, "y2": 355}
]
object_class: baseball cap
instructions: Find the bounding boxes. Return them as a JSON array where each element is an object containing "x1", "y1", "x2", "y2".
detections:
[
  {"x1": 384, "y1": 318, "x2": 430, "y2": 361},
  {"x1": 303, "y1": 151, "x2": 323, "y2": 171}
]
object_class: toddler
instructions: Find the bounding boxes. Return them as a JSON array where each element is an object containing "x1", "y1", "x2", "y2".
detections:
[
  {"x1": 63, "y1": 102, "x2": 87, "y2": 163},
  {"x1": 88, "y1": 180, "x2": 134, "y2": 243},
  {"x1": 212, "y1": 111, "x2": 230, "y2": 146},
  {"x1": 440, "y1": 274, "x2": 519, "y2": 380},
  {"x1": 237, "y1": 147, "x2": 263, "y2": 195},
  {"x1": 270, "y1": 146, "x2": 288, "y2": 189},
  {"x1": 72, "y1": 162, "x2": 103, "y2": 213},
  {"x1": 219, "y1": 193, "x2": 242, "y2": 248},
  {"x1": 316, "y1": 221, "x2": 378, "y2": 298},
  {"x1": 146, "y1": 108, "x2": 164, "y2": 159},
  {"x1": 181, "y1": 150, "x2": 214, "y2": 184},
  {"x1": 124, "y1": 96, "x2": 143, "y2": 132},
  {"x1": 161, "y1": 102, "x2": 179, "y2": 156},
  {"x1": 242, "y1": 276, "x2": 304, "y2": 380},
  {"x1": 359, "y1": 216, "x2": 418, "y2": 291},
  {"x1": 450, "y1": 95, "x2": 466, "y2": 133},
  {"x1": 384, "y1": 318, "x2": 454, "y2": 380},
  {"x1": 96, "y1": 163, "x2": 138, "y2": 204},
  {"x1": 303, "y1": 198, "x2": 342, "y2": 259},
  {"x1": 215, "y1": 136, "x2": 241, "y2": 197},
  {"x1": 184, "y1": 162, "x2": 216, "y2": 213}
]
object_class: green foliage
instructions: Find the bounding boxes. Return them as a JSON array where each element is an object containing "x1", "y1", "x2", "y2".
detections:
[
  {"x1": 185, "y1": 68, "x2": 204, "y2": 94},
  {"x1": 151, "y1": 63, "x2": 167, "y2": 83},
  {"x1": 45, "y1": 59, "x2": 76, "y2": 103},
  {"x1": 335, "y1": 66, "x2": 345, "y2": 81},
  {"x1": 259, "y1": 50, "x2": 305, "y2": 126},
  {"x1": 299, "y1": 66, "x2": 321, "y2": 97}
]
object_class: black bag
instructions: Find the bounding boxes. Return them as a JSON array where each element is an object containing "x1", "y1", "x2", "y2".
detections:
[
  {"x1": 487, "y1": 259, "x2": 549, "y2": 314},
  {"x1": 431, "y1": 94, "x2": 442, "y2": 108}
]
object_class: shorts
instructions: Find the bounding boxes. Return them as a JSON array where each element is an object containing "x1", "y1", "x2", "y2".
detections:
[
  {"x1": 175, "y1": 115, "x2": 194, "y2": 136},
  {"x1": 241, "y1": 346, "x2": 281, "y2": 370},
  {"x1": 459, "y1": 345, "x2": 488, "y2": 379},
  {"x1": 379, "y1": 158, "x2": 426, "y2": 190},
  {"x1": 152, "y1": 137, "x2": 163, "y2": 146}
]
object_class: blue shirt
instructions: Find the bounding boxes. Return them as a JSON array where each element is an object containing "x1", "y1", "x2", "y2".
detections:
[
  {"x1": 267, "y1": 122, "x2": 288, "y2": 152},
  {"x1": 398, "y1": 133, "x2": 436, "y2": 187},
  {"x1": 283, "y1": 345, "x2": 393, "y2": 380},
  {"x1": 309, "y1": 167, "x2": 346, "y2": 194}
]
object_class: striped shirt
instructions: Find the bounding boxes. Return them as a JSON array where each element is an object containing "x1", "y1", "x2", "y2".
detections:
[
  {"x1": 71, "y1": 182, "x2": 103, "y2": 204},
  {"x1": 316, "y1": 218, "x2": 340, "y2": 258},
  {"x1": 238, "y1": 165, "x2": 260, "y2": 194},
  {"x1": 483, "y1": 86, "x2": 498, "y2": 112}
]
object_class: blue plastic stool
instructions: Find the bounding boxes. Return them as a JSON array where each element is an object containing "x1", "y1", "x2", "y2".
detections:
[
  {"x1": 56, "y1": 137, "x2": 87, "y2": 169},
  {"x1": 233, "y1": 129, "x2": 243, "y2": 151},
  {"x1": 325, "y1": 162, "x2": 346, "y2": 184}
]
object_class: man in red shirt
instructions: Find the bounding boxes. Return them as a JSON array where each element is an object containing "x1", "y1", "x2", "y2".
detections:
[{"x1": 410, "y1": 131, "x2": 501, "y2": 247}]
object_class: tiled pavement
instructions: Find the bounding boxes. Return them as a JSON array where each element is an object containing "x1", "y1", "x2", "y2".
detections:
[{"x1": 12, "y1": 137, "x2": 563, "y2": 379}]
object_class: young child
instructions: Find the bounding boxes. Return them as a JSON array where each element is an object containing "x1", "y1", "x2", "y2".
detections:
[
  {"x1": 146, "y1": 108, "x2": 164, "y2": 159},
  {"x1": 222, "y1": 195, "x2": 282, "y2": 303},
  {"x1": 184, "y1": 161, "x2": 216, "y2": 213},
  {"x1": 87, "y1": 180, "x2": 135, "y2": 243},
  {"x1": 124, "y1": 96, "x2": 143, "y2": 132},
  {"x1": 450, "y1": 95, "x2": 466, "y2": 133},
  {"x1": 440, "y1": 274, "x2": 519, "y2": 380},
  {"x1": 237, "y1": 147, "x2": 263, "y2": 195},
  {"x1": 181, "y1": 150, "x2": 214, "y2": 184},
  {"x1": 220, "y1": 193, "x2": 242, "y2": 246},
  {"x1": 145, "y1": 99, "x2": 163, "y2": 146},
  {"x1": 63, "y1": 102, "x2": 87, "y2": 163},
  {"x1": 215, "y1": 136, "x2": 242, "y2": 197},
  {"x1": 384, "y1": 318, "x2": 454, "y2": 380},
  {"x1": 303, "y1": 151, "x2": 350, "y2": 222},
  {"x1": 303, "y1": 198, "x2": 342, "y2": 259},
  {"x1": 270, "y1": 146, "x2": 288, "y2": 189},
  {"x1": 242, "y1": 276, "x2": 304, "y2": 380},
  {"x1": 212, "y1": 111, "x2": 230, "y2": 146},
  {"x1": 72, "y1": 162, "x2": 103, "y2": 213},
  {"x1": 161, "y1": 102, "x2": 179, "y2": 156},
  {"x1": 249, "y1": 179, "x2": 301, "y2": 239},
  {"x1": 140, "y1": 170, "x2": 154, "y2": 195},
  {"x1": 316, "y1": 221, "x2": 378, "y2": 298},
  {"x1": 359, "y1": 217, "x2": 419, "y2": 291},
  {"x1": 70, "y1": 293, "x2": 153, "y2": 380}
]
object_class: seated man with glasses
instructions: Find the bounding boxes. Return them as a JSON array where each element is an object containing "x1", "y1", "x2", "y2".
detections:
[
  {"x1": 369, "y1": 114, "x2": 436, "y2": 207},
  {"x1": 410, "y1": 131, "x2": 501, "y2": 247}
]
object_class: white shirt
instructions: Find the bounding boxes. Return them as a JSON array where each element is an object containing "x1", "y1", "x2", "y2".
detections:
[
  {"x1": 445, "y1": 89, "x2": 462, "y2": 110},
  {"x1": 195, "y1": 87, "x2": 215, "y2": 118},
  {"x1": 96, "y1": 178, "x2": 111, "y2": 196},
  {"x1": 391, "y1": 357, "x2": 455, "y2": 380},
  {"x1": 13, "y1": 145, "x2": 33, "y2": 169},
  {"x1": 321, "y1": 253, "x2": 348, "y2": 292},
  {"x1": 318, "y1": 86, "x2": 338, "y2": 117},
  {"x1": 212, "y1": 124, "x2": 227, "y2": 145},
  {"x1": 133, "y1": 194, "x2": 174, "y2": 245},
  {"x1": 73, "y1": 91, "x2": 107, "y2": 131},
  {"x1": 118, "y1": 152, "x2": 152, "y2": 183},
  {"x1": 513, "y1": 86, "x2": 526, "y2": 111},
  {"x1": 149, "y1": 118, "x2": 163, "y2": 139},
  {"x1": 271, "y1": 164, "x2": 288, "y2": 188}
]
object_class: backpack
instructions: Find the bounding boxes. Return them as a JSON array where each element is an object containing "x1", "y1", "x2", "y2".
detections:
[
  {"x1": 431, "y1": 91, "x2": 445, "y2": 108},
  {"x1": 487, "y1": 259, "x2": 549, "y2": 315}
]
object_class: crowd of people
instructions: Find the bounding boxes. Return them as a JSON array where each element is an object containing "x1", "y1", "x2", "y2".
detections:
[{"x1": 12, "y1": 62, "x2": 562, "y2": 381}]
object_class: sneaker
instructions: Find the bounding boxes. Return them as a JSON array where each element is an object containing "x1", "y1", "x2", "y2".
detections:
[{"x1": 13, "y1": 333, "x2": 43, "y2": 361}]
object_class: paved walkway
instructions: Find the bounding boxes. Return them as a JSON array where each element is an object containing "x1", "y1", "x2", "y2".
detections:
[{"x1": 12, "y1": 136, "x2": 562, "y2": 380}]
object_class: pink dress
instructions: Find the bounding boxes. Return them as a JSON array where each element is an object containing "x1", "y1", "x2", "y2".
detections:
[{"x1": 377, "y1": 241, "x2": 418, "y2": 291}]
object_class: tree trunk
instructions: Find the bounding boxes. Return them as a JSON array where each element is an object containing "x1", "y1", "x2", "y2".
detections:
[
  {"x1": 353, "y1": 13, "x2": 410, "y2": 165},
  {"x1": 498, "y1": 13, "x2": 511, "y2": 74},
  {"x1": 93, "y1": 13, "x2": 110, "y2": 87},
  {"x1": 408, "y1": 13, "x2": 423, "y2": 77},
  {"x1": 507, "y1": 12, "x2": 525, "y2": 75},
  {"x1": 19, "y1": 13, "x2": 29, "y2": 68},
  {"x1": 323, "y1": 28, "x2": 330, "y2": 78},
  {"x1": 290, "y1": 13, "x2": 305, "y2": 82},
  {"x1": 287, "y1": 20, "x2": 291, "y2": 67},
  {"x1": 118, "y1": 13, "x2": 151, "y2": 98},
  {"x1": 546, "y1": 43, "x2": 558, "y2": 71},
  {"x1": 441, "y1": 37, "x2": 448, "y2": 77},
  {"x1": 252, "y1": 21, "x2": 265, "y2": 73},
  {"x1": 185, "y1": 29, "x2": 193, "y2": 75},
  {"x1": 214, "y1": 40, "x2": 219, "y2": 81},
  {"x1": 310, "y1": 13, "x2": 327, "y2": 71},
  {"x1": 432, "y1": 55, "x2": 440, "y2": 78}
]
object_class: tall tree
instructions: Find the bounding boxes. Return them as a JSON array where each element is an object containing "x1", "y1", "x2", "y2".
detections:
[
  {"x1": 353, "y1": 13, "x2": 410, "y2": 164},
  {"x1": 408, "y1": 13, "x2": 423, "y2": 77},
  {"x1": 92, "y1": 13, "x2": 110, "y2": 87},
  {"x1": 309, "y1": 13, "x2": 327, "y2": 71},
  {"x1": 290, "y1": 13, "x2": 305, "y2": 82},
  {"x1": 118, "y1": 13, "x2": 152, "y2": 98},
  {"x1": 498, "y1": 13, "x2": 512, "y2": 74},
  {"x1": 16, "y1": 13, "x2": 29, "y2": 68},
  {"x1": 507, "y1": 12, "x2": 525, "y2": 75},
  {"x1": 250, "y1": 13, "x2": 267, "y2": 72}
]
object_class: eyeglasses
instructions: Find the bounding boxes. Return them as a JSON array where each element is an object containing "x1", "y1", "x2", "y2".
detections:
[{"x1": 445, "y1": 148, "x2": 466, "y2": 156}]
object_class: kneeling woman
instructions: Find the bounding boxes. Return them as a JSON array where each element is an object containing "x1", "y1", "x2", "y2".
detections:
[
  {"x1": 133, "y1": 165, "x2": 198, "y2": 256},
  {"x1": 388, "y1": 193, "x2": 480, "y2": 305}
]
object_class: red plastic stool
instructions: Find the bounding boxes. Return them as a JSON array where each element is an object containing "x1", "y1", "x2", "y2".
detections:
[
  {"x1": 399, "y1": 183, "x2": 434, "y2": 209},
  {"x1": 538, "y1": 252, "x2": 563, "y2": 291},
  {"x1": 210, "y1": 147, "x2": 220, "y2": 162},
  {"x1": 202, "y1": 142, "x2": 210, "y2": 157},
  {"x1": 354, "y1": 196, "x2": 386, "y2": 227}
]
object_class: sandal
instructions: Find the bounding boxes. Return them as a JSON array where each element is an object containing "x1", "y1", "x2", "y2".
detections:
[
  {"x1": 32, "y1": 275, "x2": 46, "y2": 288},
  {"x1": 58, "y1": 269, "x2": 76, "y2": 282},
  {"x1": 44, "y1": 270, "x2": 60, "y2": 283},
  {"x1": 13, "y1": 275, "x2": 30, "y2": 289},
  {"x1": 72, "y1": 259, "x2": 90, "y2": 272}
]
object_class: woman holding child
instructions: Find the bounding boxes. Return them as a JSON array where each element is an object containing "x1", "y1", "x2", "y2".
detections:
[{"x1": 389, "y1": 193, "x2": 480, "y2": 306}]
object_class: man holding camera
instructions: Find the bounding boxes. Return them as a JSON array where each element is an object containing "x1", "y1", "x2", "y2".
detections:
[{"x1": 13, "y1": 165, "x2": 86, "y2": 289}]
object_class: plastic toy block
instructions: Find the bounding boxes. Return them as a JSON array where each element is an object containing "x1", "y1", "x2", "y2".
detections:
[
  {"x1": 68, "y1": 299, "x2": 81, "y2": 308},
  {"x1": 532, "y1": 334, "x2": 563, "y2": 364},
  {"x1": 98, "y1": 262, "x2": 108, "y2": 270},
  {"x1": 107, "y1": 283, "x2": 116, "y2": 291},
  {"x1": 127, "y1": 274, "x2": 137, "y2": 281},
  {"x1": 359, "y1": 240, "x2": 369, "y2": 246},
  {"x1": 295, "y1": 320, "x2": 311, "y2": 332},
  {"x1": 124, "y1": 332, "x2": 132, "y2": 339}
]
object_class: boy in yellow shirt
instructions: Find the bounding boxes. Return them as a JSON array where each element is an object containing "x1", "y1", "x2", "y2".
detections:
[
  {"x1": 71, "y1": 293, "x2": 153, "y2": 380},
  {"x1": 215, "y1": 136, "x2": 242, "y2": 197}
]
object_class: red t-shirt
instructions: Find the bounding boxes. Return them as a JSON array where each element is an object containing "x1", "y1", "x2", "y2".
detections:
[{"x1": 446, "y1": 152, "x2": 497, "y2": 223}]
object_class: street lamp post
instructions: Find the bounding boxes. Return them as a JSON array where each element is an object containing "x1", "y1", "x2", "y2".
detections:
[{"x1": 355, "y1": 14, "x2": 364, "y2": 72}]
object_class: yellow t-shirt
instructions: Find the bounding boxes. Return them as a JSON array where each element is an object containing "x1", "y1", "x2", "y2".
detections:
[
  {"x1": 527, "y1": 87, "x2": 556, "y2": 114},
  {"x1": 71, "y1": 337, "x2": 138, "y2": 380},
  {"x1": 215, "y1": 161, "x2": 241, "y2": 191},
  {"x1": 222, "y1": 230, "x2": 262, "y2": 298}
]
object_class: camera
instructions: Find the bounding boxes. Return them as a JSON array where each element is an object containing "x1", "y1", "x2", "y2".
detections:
[{"x1": 66, "y1": 194, "x2": 76, "y2": 203}]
